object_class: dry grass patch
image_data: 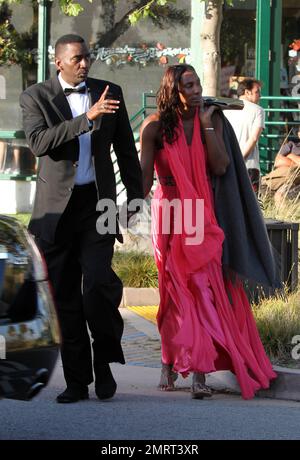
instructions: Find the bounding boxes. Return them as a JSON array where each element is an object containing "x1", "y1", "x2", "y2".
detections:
[{"x1": 253, "y1": 287, "x2": 300, "y2": 367}]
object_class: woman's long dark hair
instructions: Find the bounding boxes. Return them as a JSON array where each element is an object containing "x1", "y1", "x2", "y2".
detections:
[{"x1": 156, "y1": 64, "x2": 196, "y2": 144}]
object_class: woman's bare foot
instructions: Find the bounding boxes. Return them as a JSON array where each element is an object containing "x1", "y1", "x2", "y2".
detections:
[
  {"x1": 158, "y1": 363, "x2": 178, "y2": 391},
  {"x1": 191, "y1": 373, "x2": 212, "y2": 399}
]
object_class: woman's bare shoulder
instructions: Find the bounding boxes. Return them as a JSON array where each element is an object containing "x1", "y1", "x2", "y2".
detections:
[{"x1": 141, "y1": 112, "x2": 161, "y2": 133}]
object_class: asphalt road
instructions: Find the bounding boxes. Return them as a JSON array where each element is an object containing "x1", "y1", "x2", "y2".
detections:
[{"x1": 1, "y1": 309, "x2": 300, "y2": 443}]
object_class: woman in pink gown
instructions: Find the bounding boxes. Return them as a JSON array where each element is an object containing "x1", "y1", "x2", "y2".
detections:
[{"x1": 140, "y1": 65, "x2": 276, "y2": 400}]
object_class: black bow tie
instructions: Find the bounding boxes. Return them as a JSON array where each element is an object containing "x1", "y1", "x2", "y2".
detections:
[{"x1": 64, "y1": 86, "x2": 87, "y2": 96}]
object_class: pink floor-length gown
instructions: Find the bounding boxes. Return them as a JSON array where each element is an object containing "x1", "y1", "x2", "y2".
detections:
[{"x1": 151, "y1": 112, "x2": 276, "y2": 400}]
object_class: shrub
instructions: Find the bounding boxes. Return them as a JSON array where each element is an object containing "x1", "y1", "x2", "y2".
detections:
[
  {"x1": 253, "y1": 287, "x2": 300, "y2": 367},
  {"x1": 112, "y1": 250, "x2": 158, "y2": 288},
  {"x1": 9, "y1": 213, "x2": 31, "y2": 227}
]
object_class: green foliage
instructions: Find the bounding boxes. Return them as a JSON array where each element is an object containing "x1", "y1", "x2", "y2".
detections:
[
  {"x1": 0, "y1": 19, "x2": 18, "y2": 65},
  {"x1": 157, "y1": 0, "x2": 170, "y2": 5},
  {"x1": 0, "y1": 1, "x2": 38, "y2": 67},
  {"x1": 127, "y1": 11, "x2": 140, "y2": 25},
  {"x1": 10, "y1": 213, "x2": 31, "y2": 227},
  {"x1": 128, "y1": 1, "x2": 156, "y2": 25},
  {"x1": 253, "y1": 287, "x2": 300, "y2": 367},
  {"x1": 0, "y1": 0, "x2": 247, "y2": 19},
  {"x1": 127, "y1": 0, "x2": 244, "y2": 25},
  {"x1": 259, "y1": 165, "x2": 300, "y2": 367},
  {"x1": 112, "y1": 250, "x2": 158, "y2": 288},
  {"x1": 59, "y1": 0, "x2": 83, "y2": 16}
]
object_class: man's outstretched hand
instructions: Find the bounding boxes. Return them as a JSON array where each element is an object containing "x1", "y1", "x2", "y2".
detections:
[{"x1": 87, "y1": 85, "x2": 120, "y2": 121}]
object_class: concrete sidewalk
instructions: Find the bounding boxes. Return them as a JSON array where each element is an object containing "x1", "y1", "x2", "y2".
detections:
[
  {"x1": 121, "y1": 301, "x2": 300, "y2": 402},
  {"x1": 2, "y1": 305, "x2": 299, "y2": 441}
]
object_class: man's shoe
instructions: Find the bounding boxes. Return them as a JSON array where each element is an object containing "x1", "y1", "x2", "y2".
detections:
[
  {"x1": 95, "y1": 364, "x2": 117, "y2": 400},
  {"x1": 95, "y1": 380, "x2": 117, "y2": 400},
  {"x1": 56, "y1": 387, "x2": 89, "y2": 403}
]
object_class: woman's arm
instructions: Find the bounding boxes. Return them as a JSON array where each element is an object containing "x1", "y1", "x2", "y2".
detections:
[
  {"x1": 274, "y1": 153, "x2": 293, "y2": 168},
  {"x1": 140, "y1": 114, "x2": 160, "y2": 198},
  {"x1": 200, "y1": 106, "x2": 230, "y2": 176},
  {"x1": 286, "y1": 153, "x2": 300, "y2": 166}
]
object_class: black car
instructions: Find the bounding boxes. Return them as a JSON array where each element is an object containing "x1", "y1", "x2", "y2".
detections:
[{"x1": 0, "y1": 215, "x2": 60, "y2": 400}]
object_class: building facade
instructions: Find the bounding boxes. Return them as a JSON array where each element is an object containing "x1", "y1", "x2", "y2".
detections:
[{"x1": 0, "y1": 0, "x2": 299, "y2": 196}]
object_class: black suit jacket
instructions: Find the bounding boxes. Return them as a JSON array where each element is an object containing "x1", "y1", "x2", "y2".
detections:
[{"x1": 20, "y1": 76, "x2": 143, "y2": 242}]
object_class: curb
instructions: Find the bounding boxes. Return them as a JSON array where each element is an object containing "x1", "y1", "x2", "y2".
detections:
[
  {"x1": 207, "y1": 366, "x2": 300, "y2": 402},
  {"x1": 257, "y1": 366, "x2": 300, "y2": 402},
  {"x1": 121, "y1": 288, "x2": 300, "y2": 402},
  {"x1": 120, "y1": 287, "x2": 159, "y2": 307}
]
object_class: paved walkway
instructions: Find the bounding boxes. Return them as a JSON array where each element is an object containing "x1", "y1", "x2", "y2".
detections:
[{"x1": 121, "y1": 307, "x2": 161, "y2": 369}]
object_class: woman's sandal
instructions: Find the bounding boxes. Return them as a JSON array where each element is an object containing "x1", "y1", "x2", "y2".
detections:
[
  {"x1": 191, "y1": 373, "x2": 213, "y2": 399},
  {"x1": 158, "y1": 364, "x2": 178, "y2": 391},
  {"x1": 191, "y1": 382, "x2": 213, "y2": 399}
]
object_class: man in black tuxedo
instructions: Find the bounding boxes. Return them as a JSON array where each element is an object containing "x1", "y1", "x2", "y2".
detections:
[{"x1": 20, "y1": 34, "x2": 143, "y2": 403}]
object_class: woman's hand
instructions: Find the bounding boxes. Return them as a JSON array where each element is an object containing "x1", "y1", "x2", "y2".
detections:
[
  {"x1": 199, "y1": 105, "x2": 230, "y2": 176},
  {"x1": 199, "y1": 101, "x2": 219, "y2": 129}
]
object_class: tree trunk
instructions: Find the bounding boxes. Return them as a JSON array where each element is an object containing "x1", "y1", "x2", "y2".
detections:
[
  {"x1": 100, "y1": 0, "x2": 116, "y2": 33},
  {"x1": 200, "y1": 0, "x2": 223, "y2": 96},
  {"x1": 96, "y1": 0, "x2": 149, "y2": 47}
]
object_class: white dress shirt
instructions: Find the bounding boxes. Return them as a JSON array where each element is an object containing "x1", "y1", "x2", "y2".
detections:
[{"x1": 58, "y1": 73, "x2": 95, "y2": 185}]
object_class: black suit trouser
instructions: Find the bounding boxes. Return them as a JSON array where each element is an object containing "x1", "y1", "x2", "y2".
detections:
[{"x1": 35, "y1": 183, "x2": 124, "y2": 389}]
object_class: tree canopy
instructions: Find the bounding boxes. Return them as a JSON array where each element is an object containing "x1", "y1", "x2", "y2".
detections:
[{"x1": 0, "y1": 0, "x2": 239, "y2": 21}]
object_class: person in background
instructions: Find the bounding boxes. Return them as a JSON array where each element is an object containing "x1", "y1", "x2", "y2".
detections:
[
  {"x1": 20, "y1": 34, "x2": 143, "y2": 404},
  {"x1": 261, "y1": 126, "x2": 300, "y2": 198},
  {"x1": 274, "y1": 126, "x2": 300, "y2": 168},
  {"x1": 225, "y1": 78, "x2": 265, "y2": 194}
]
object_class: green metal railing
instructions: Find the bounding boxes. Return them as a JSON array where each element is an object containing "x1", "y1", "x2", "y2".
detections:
[
  {"x1": 260, "y1": 96, "x2": 300, "y2": 174},
  {"x1": 131, "y1": 93, "x2": 300, "y2": 174},
  {"x1": 0, "y1": 131, "x2": 35, "y2": 181},
  {"x1": 114, "y1": 93, "x2": 156, "y2": 196},
  {"x1": 130, "y1": 92, "x2": 156, "y2": 135},
  {"x1": 2, "y1": 91, "x2": 300, "y2": 196},
  {"x1": 116, "y1": 93, "x2": 300, "y2": 197}
]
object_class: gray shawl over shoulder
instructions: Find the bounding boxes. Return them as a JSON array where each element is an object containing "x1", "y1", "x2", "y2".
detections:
[{"x1": 213, "y1": 113, "x2": 281, "y2": 288}]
